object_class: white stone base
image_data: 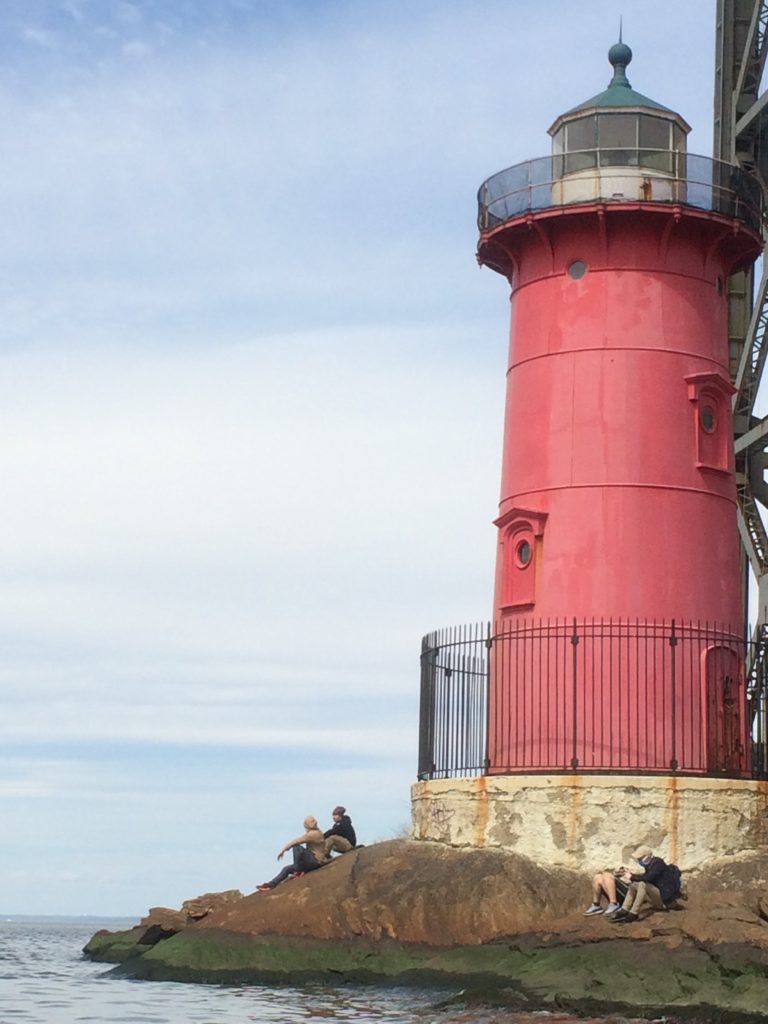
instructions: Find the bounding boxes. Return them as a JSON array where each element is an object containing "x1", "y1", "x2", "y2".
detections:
[{"x1": 411, "y1": 774, "x2": 768, "y2": 870}]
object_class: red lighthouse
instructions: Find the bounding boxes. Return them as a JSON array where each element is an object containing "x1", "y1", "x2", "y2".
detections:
[
  {"x1": 475, "y1": 43, "x2": 762, "y2": 774},
  {"x1": 414, "y1": 34, "x2": 768, "y2": 875}
]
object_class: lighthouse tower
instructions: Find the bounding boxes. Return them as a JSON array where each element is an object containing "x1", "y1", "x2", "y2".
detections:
[
  {"x1": 476, "y1": 42, "x2": 762, "y2": 778},
  {"x1": 481, "y1": 41, "x2": 759, "y2": 629},
  {"x1": 413, "y1": 43, "x2": 768, "y2": 870}
]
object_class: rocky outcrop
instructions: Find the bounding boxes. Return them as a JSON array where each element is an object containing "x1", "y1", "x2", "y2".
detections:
[
  {"x1": 84, "y1": 840, "x2": 768, "y2": 1021},
  {"x1": 84, "y1": 888, "x2": 245, "y2": 959},
  {"x1": 137, "y1": 906, "x2": 187, "y2": 945},
  {"x1": 139, "y1": 906, "x2": 188, "y2": 931},
  {"x1": 181, "y1": 889, "x2": 243, "y2": 921},
  {"x1": 199, "y1": 839, "x2": 585, "y2": 944}
]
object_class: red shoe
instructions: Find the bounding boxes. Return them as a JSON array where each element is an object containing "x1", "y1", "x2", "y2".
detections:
[
  {"x1": 289, "y1": 871, "x2": 306, "y2": 880},
  {"x1": 256, "y1": 884, "x2": 272, "y2": 892}
]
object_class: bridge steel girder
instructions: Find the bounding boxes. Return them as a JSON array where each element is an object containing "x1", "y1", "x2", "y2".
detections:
[
  {"x1": 735, "y1": 265, "x2": 768, "y2": 419},
  {"x1": 717, "y1": 0, "x2": 768, "y2": 643},
  {"x1": 733, "y1": 1, "x2": 768, "y2": 171}
]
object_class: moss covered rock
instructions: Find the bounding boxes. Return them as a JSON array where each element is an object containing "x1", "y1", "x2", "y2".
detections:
[
  {"x1": 83, "y1": 927, "x2": 155, "y2": 964},
  {"x1": 108, "y1": 928, "x2": 768, "y2": 1021}
]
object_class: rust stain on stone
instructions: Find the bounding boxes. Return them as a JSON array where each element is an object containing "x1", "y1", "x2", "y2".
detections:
[
  {"x1": 565, "y1": 775, "x2": 583, "y2": 853},
  {"x1": 753, "y1": 780, "x2": 768, "y2": 847},
  {"x1": 473, "y1": 776, "x2": 489, "y2": 848},
  {"x1": 663, "y1": 775, "x2": 679, "y2": 863}
]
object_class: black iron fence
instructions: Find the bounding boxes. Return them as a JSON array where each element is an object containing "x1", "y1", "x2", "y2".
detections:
[
  {"x1": 477, "y1": 152, "x2": 763, "y2": 234},
  {"x1": 418, "y1": 619, "x2": 768, "y2": 781}
]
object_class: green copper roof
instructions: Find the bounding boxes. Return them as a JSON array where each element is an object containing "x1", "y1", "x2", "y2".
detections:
[{"x1": 563, "y1": 41, "x2": 674, "y2": 115}]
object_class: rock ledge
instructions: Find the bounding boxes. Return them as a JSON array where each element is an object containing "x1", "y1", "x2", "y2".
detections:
[{"x1": 84, "y1": 839, "x2": 768, "y2": 1022}]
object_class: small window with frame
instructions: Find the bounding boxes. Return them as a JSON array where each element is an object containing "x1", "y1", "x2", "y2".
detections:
[
  {"x1": 685, "y1": 373, "x2": 733, "y2": 474},
  {"x1": 494, "y1": 508, "x2": 548, "y2": 610}
]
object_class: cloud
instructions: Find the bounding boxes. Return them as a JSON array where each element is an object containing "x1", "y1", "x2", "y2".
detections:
[
  {"x1": 60, "y1": 1, "x2": 84, "y2": 22},
  {"x1": 0, "y1": 323, "x2": 497, "y2": 758},
  {"x1": 20, "y1": 25, "x2": 58, "y2": 48},
  {"x1": 0, "y1": 755, "x2": 90, "y2": 799},
  {"x1": 115, "y1": 1, "x2": 142, "y2": 25},
  {"x1": 4, "y1": 868, "x2": 82, "y2": 882},
  {"x1": 122, "y1": 39, "x2": 152, "y2": 58},
  {"x1": 0, "y1": 1, "x2": 715, "y2": 368}
]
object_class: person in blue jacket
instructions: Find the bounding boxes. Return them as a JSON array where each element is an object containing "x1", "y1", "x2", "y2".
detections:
[{"x1": 611, "y1": 845, "x2": 681, "y2": 923}]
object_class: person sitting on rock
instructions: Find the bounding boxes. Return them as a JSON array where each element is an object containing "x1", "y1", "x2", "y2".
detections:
[
  {"x1": 324, "y1": 805, "x2": 357, "y2": 858},
  {"x1": 257, "y1": 816, "x2": 327, "y2": 891},
  {"x1": 611, "y1": 845, "x2": 680, "y2": 923},
  {"x1": 583, "y1": 864, "x2": 629, "y2": 916}
]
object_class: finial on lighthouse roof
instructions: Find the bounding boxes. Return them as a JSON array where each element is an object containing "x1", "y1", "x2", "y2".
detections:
[{"x1": 607, "y1": 24, "x2": 633, "y2": 89}]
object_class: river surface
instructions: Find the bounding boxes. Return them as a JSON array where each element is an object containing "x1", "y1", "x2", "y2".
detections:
[{"x1": 0, "y1": 918, "x2": 666, "y2": 1023}]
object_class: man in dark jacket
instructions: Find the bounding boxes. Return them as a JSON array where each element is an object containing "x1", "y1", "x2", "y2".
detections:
[
  {"x1": 324, "y1": 805, "x2": 357, "y2": 857},
  {"x1": 611, "y1": 845, "x2": 679, "y2": 923}
]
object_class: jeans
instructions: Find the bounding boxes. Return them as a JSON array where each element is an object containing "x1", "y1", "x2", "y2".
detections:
[{"x1": 265, "y1": 848, "x2": 321, "y2": 889}]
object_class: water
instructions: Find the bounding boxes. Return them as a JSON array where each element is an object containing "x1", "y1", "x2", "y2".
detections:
[{"x1": 0, "y1": 919, "x2": 656, "y2": 1024}]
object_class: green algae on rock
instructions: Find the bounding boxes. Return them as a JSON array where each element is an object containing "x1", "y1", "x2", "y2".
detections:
[
  {"x1": 106, "y1": 929, "x2": 768, "y2": 1022},
  {"x1": 83, "y1": 927, "x2": 155, "y2": 964}
]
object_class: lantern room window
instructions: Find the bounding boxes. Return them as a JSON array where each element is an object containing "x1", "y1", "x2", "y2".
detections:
[
  {"x1": 598, "y1": 113, "x2": 636, "y2": 165},
  {"x1": 639, "y1": 115, "x2": 673, "y2": 171},
  {"x1": 562, "y1": 116, "x2": 598, "y2": 173},
  {"x1": 552, "y1": 111, "x2": 685, "y2": 177}
]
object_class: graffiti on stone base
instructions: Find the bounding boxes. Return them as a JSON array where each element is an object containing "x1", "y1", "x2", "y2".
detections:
[{"x1": 427, "y1": 801, "x2": 455, "y2": 840}]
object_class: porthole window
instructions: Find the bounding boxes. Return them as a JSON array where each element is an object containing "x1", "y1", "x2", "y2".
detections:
[
  {"x1": 515, "y1": 539, "x2": 532, "y2": 567},
  {"x1": 567, "y1": 259, "x2": 588, "y2": 280},
  {"x1": 700, "y1": 405, "x2": 716, "y2": 433}
]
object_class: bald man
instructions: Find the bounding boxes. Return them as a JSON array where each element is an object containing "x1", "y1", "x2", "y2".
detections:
[{"x1": 257, "y1": 815, "x2": 327, "y2": 891}]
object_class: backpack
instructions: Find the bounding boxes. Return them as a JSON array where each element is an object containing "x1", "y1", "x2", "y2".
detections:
[{"x1": 664, "y1": 863, "x2": 685, "y2": 903}]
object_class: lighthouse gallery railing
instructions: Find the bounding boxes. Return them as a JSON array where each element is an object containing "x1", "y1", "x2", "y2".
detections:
[
  {"x1": 477, "y1": 151, "x2": 763, "y2": 234},
  {"x1": 418, "y1": 620, "x2": 768, "y2": 781}
]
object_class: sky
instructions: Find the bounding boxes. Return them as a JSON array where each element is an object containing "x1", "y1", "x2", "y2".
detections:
[{"x1": 0, "y1": 0, "x2": 719, "y2": 916}]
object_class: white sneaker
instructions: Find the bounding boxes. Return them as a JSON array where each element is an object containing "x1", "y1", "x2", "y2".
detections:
[{"x1": 583, "y1": 903, "x2": 604, "y2": 915}]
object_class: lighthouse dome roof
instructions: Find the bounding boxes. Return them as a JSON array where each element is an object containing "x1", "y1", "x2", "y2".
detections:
[{"x1": 551, "y1": 40, "x2": 687, "y2": 129}]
